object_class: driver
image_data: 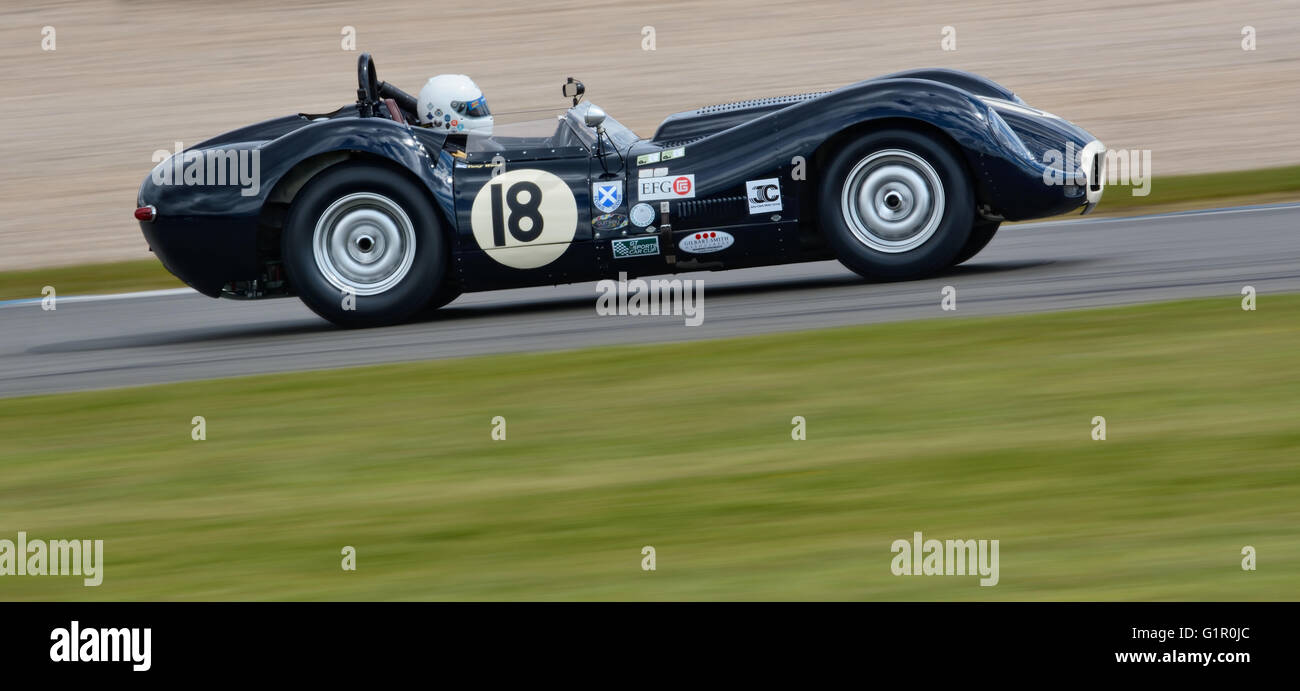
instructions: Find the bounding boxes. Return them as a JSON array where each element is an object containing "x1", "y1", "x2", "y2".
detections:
[{"x1": 418, "y1": 74, "x2": 493, "y2": 136}]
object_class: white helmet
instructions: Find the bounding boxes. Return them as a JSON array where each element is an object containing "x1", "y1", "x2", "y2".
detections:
[{"x1": 418, "y1": 74, "x2": 493, "y2": 135}]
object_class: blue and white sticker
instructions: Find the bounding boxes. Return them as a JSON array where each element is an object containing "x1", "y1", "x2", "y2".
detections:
[
  {"x1": 593, "y1": 181, "x2": 623, "y2": 213},
  {"x1": 629, "y1": 202, "x2": 656, "y2": 227}
]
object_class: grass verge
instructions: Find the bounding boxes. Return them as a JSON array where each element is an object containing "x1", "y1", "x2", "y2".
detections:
[
  {"x1": 0, "y1": 259, "x2": 181, "y2": 302},
  {"x1": 1, "y1": 295, "x2": 1297, "y2": 600},
  {"x1": 1082, "y1": 163, "x2": 1300, "y2": 217}
]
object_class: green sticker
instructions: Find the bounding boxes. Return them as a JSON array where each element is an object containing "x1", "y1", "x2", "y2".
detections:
[{"x1": 612, "y1": 237, "x2": 660, "y2": 258}]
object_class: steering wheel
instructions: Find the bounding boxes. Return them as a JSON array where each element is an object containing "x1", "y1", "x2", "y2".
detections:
[{"x1": 356, "y1": 53, "x2": 380, "y2": 116}]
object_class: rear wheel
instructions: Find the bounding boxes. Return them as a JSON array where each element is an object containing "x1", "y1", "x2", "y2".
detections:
[
  {"x1": 953, "y1": 220, "x2": 1000, "y2": 266},
  {"x1": 282, "y1": 163, "x2": 447, "y2": 327},
  {"x1": 819, "y1": 129, "x2": 974, "y2": 280}
]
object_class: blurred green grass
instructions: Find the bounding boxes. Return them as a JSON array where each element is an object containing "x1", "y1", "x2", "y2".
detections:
[
  {"x1": 1, "y1": 295, "x2": 1297, "y2": 600},
  {"x1": 1088, "y1": 164, "x2": 1300, "y2": 217},
  {"x1": 0, "y1": 259, "x2": 180, "y2": 302}
]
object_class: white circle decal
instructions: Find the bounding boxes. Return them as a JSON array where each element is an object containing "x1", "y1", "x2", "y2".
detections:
[
  {"x1": 629, "y1": 202, "x2": 655, "y2": 227},
  {"x1": 470, "y1": 168, "x2": 578, "y2": 269}
]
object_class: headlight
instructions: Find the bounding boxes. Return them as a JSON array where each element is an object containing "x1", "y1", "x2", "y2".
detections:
[
  {"x1": 986, "y1": 107, "x2": 1035, "y2": 163},
  {"x1": 978, "y1": 96, "x2": 1061, "y2": 120}
]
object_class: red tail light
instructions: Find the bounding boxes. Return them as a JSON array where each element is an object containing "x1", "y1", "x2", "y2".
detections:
[{"x1": 134, "y1": 205, "x2": 156, "y2": 221}]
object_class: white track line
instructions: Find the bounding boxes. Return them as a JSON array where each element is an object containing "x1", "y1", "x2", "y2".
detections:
[
  {"x1": 1013, "y1": 201, "x2": 1300, "y2": 229},
  {"x1": 0, "y1": 287, "x2": 195, "y2": 309}
]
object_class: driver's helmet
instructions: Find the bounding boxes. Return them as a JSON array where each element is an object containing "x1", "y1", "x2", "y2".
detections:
[{"x1": 418, "y1": 74, "x2": 493, "y2": 135}]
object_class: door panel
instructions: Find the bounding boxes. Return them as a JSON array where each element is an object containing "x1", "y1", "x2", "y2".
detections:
[{"x1": 453, "y1": 155, "x2": 597, "y2": 291}]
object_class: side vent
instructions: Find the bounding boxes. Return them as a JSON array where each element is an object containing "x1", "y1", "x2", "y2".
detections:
[{"x1": 675, "y1": 196, "x2": 748, "y2": 221}]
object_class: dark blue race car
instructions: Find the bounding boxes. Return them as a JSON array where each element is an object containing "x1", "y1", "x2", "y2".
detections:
[{"x1": 136, "y1": 54, "x2": 1104, "y2": 327}]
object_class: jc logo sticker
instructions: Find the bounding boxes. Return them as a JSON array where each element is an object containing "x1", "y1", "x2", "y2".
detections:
[{"x1": 745, "y1": 178, "x2": 782, "y2": 214}]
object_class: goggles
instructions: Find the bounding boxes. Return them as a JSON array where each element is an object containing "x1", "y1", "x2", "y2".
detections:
[{"x1": 450, "y1": 95, "x2": 490, "y2": 117}]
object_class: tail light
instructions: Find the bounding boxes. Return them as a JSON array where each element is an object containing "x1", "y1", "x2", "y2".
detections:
[{"x1": 134, "y1": 205, "x2": 156, "y2": 221}]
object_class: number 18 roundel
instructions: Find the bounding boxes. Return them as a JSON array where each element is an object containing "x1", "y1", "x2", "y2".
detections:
[{"x1": 470, "y1": 168, "x2": 578, "y2": 269}]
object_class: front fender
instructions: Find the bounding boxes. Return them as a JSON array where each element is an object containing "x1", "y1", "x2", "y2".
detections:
[
  {"x1": 667, "y1": 76, "x2": 1090, "y2": 221},
  {"x1": 876, "y1": 68, "x2": 1021, "y2": 102},
  {"x1": 669, "y1": 78, "x2": 999, "y2": 200}
]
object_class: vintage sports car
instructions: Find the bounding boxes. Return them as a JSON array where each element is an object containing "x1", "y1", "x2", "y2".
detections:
[{"x1": 135, "y1": 54, "x2": 1104, "y2": 327}]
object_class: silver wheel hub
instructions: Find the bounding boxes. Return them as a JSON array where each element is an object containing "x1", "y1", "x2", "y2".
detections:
[
  {"x1": 312, "y1": 192, "x2": 416, "y2": 296},
  {"x1": 840, "y1": 149, "x2": 946, "y2": 253}
]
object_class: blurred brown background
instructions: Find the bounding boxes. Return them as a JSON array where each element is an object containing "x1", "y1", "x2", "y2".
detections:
[{"x1": 2, "y1": 0, "x2": 1296, "y2": 270}]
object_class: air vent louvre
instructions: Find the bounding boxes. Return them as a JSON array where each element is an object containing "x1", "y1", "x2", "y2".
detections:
[
  {"x1": 676, "y1": 196, "x2": 747, "y2": 220},
  {"x1": 655, "y1": 137, "x2": 705, "y2": 149},
  {"x1": 693, "y1": 92, "x2": 830, "y2": 115}
]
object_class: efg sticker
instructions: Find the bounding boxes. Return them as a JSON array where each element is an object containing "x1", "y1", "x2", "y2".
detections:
[
  {"x1": 612, "y1": 236, "x2": 659, "y2": 258},
  {"x1": 629, "y1": 202, "x2": 655, "y2": 227},
  {"x1": 637, "y1": 174, "x2": 695, "y2": 201}
]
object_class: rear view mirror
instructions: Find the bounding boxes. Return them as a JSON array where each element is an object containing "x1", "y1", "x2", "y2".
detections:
[{"x1": 563, "y1": 77, "x2": 585, "y2": 106}]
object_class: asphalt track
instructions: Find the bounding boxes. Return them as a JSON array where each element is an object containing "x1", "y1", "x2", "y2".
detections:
[{"x1": 2, "y1": 204, "x2": 1298, "y2": 398}]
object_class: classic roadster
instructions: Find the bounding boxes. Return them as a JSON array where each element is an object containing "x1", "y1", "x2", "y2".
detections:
[{"x1": 136, "y1": 54, "x2": 1104, "y2": 327}]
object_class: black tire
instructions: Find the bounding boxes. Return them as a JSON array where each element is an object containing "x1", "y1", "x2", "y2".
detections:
[
  {"x1": 953, "y1": 220, "x2": 1000, "y2": 266},
  {"x1": 423, "y1": 281, "x2": 462, "y2": 313},
  {"x1": 282, "y1": 163, "x2": 447, "y2": 327},
  {"x1": 818, "y1": 129, "x2": 975, "y2": 280}
]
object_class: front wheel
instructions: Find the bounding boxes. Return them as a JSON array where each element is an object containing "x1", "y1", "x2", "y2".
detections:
[
  {"x1": 818, "y1": 129, "x2": 975, "y2": 280},
  {"x1": 282, "y1": 163, "x2": 447, "y2": 327}
]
